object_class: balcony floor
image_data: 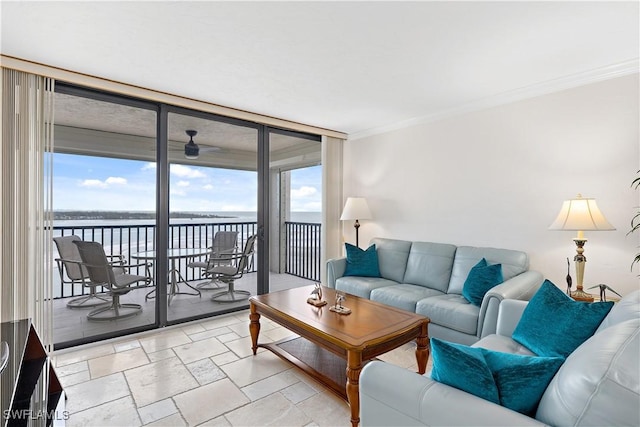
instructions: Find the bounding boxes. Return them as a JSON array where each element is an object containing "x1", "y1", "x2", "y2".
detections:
[{"x1": 53, "y1": 272, "x2": 315, "y2": 346}]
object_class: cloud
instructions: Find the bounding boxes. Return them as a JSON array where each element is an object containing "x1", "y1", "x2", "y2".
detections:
[
  {"x1": 291, "y1": 186, "x2": 317, "y2": 198},
  {"x1": 80, "y1": 176, "x2": 127, "y2": 188},
  {"x1": 202, "y1": 184, "x2": 214, "y2": 190},
  {"x1": 176, "y1": 180, "x2": 190, "y2": 187},
  {"x1": 105, "y1": 177, "x2": 127, "y2": 185},
  {"x1": 171, "y1": 164, "x2": 206, "y2": 179},
  {"x1": 142, "y1": 163, "x2": 156, "y2": 171}
]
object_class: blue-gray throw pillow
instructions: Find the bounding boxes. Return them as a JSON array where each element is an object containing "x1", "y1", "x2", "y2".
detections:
[
  {"x1": 462, "y1": 258, "x2": 504, "y2": 306},
  {"x1": 430, "y1": 338, "x2": 499, "y2": 404},
  {"x1": 512, "y1": 280, "x2": 614, "y2": 358},
  {"x1": 343, "y1": 243, "x2": 380, "y2": 277},
  {"x1": 430, "y1": 338, "x2": 564, "y2": 416}
]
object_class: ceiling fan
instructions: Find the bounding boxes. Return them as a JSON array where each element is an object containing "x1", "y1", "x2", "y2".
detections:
[{"x1": 183, "y1": 129, "x2": 222, "y2": 159}]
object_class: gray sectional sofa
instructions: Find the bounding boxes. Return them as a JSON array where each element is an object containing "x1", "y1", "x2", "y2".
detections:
[
  {"x1": 327, "y1": 237, "x2": 543, "y2": 345},
  {"x1": 359, "y1": 291, "x2": 640, "y2": 426}
]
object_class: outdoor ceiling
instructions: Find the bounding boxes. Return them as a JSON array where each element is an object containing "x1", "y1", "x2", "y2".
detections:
[
  {"x1": 54, "y1": 92, "x2": 321, "y2": 171},
  {"x1": 1, "y1": 2, "x2": 639, "y2": 137}
]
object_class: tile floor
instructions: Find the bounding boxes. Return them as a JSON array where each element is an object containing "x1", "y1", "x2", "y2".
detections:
[{"x1": 53, "y1": 309, "x2": 424, "y2": 426}]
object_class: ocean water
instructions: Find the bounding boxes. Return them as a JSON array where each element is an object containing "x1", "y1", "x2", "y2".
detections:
[{"x1": 53, "y1": 211, "x2": 321, "y2": 227}]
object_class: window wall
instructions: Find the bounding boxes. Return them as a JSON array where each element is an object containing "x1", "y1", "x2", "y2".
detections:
[{"x1": 51, "y1": 84, "x2": 321, "y2": 348}]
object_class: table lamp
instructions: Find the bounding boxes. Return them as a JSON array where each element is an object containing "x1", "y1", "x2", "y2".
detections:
[
  {"x1": 340, "y1": 197, "x2": 372, "y2": 248},
  {"x1": 549, "y1": 194, "x2": 615, "y2": 302}
]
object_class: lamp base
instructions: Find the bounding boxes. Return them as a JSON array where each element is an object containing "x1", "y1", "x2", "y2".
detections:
[{"x1": 571, "y1": 287, "x2": 594, "y2": 302}]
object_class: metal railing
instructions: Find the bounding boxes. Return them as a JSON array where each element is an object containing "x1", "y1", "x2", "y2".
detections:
[
  {"x1": 285, "y1": 221, "x2": 321, "y2": 282},
  {"x1": 53, "y1": 221, "x2": 320, "y2": 299}
]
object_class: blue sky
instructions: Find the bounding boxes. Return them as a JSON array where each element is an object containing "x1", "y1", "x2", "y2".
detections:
[{"x1": 53, "y1": 153, "x2": 321, "y2": 212}]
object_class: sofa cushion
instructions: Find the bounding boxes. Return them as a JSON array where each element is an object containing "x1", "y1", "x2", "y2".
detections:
[
  {"x1": 536, "y1": 318, "x2": 640, "y2": 427},
  {"x1": 596, "y1": 289, "x2": 640, "y2": 332},
  {"x1": 513, "y1": 280, "x2": 613, "y2": 358},
  {"x1": 370, "y1": 284, "x2": 444, "y2": 312},
  {"x1": 402, "y1": 242, "x2": 457, "y2": 292},
  {"x1": 448, "y1": 246, "x2": 528, "y2": 295},
  {"x1": 472, "y1": 334, "x2": 536, "y2": 356},
  {"x1": 415, "y1": 294, "x2": 479, "y2": 335},
  {"x1": 431, "y1": 338, "x2": 564, "y2": 416},
  {"x1": 343, "y1": 243, "x2": 380, "y2": 277},
  {"x1": 462, "y1": 258, "x2": 504, "y2": 306},
  {"x1": 335, "y1": 276, "x2": 396, "y2": 299},
  {"x1": 370, "y1": 238, "x2": 412, "y2": 283}
]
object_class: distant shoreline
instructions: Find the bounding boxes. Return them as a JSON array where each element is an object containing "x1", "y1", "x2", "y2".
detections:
[{"x1": 53, "y1": 211, "x2": 236, "y2": 220}]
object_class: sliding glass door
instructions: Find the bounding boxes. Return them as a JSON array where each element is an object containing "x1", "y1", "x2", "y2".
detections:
[
  {"x1": 52, "y1": 85, "x2": 159, "y2": 346},
  {"x1": 50, "y1": 84, "x2": 322, "y2": 348},
  {"x1": 165, "y1": 108, "x2": 261, "y2": 324},
  {"x1": 267, "y1": 129, "x2": 322, "y2": 291}
]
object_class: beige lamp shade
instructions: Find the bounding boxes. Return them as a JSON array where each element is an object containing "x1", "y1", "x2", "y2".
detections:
[
  {"x1": 340, "y1": 197, "x2": 372, "y2": 221},
  {"x1": 549, "y1": 194, "x2": 615, "y2": 236}
]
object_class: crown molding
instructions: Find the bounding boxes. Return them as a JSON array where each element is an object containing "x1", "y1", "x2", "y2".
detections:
[{"x1": 349, "y1": 59, "x2": 640, "y2": 141}]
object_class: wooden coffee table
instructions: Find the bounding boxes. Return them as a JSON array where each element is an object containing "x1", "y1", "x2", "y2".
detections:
[{"x1": 249, "y1": 285, "x2": 430, "y2": 427}]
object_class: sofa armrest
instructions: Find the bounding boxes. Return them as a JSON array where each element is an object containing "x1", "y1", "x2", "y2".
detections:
[
  {"x1": 360, "y1": 361, "x2": 547, "y2": 426},
  {"x1": 477, "y1": 270, "x2": 543, "y2": 338},
  {"x1": 326, "y1": 257, "x2": 346, "y2": 288},
  {"x1": 495, "y1": 299, "x2": 529, "y2": 337}
]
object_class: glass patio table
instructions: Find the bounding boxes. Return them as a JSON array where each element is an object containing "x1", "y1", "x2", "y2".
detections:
[{"x1": 131, "y1": 248, "x2": 208, "y2": 305}]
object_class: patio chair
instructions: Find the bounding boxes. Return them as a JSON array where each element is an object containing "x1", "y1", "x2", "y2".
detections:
[
  {"x1": 73, "y1": 240, "x2": 152, "y2": 321},
  {"x1": 210, "y1": 234, "x2": 257, "y2": 303},
  {"x1": 53, "y1": 235, "x2": 124, "y2": 308},
  {"x1": 187, "y1": 230, "x2": 239, "y2": 290}
]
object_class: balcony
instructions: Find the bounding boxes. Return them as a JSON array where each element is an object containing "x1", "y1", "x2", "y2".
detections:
[{"x1": 52, "y1": 220, "x2": 320, "y2": 346}]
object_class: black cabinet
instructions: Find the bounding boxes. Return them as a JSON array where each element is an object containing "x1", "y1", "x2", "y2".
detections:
[{"x1": 1, "y1": 320, "x2": 65, "y2": 427}]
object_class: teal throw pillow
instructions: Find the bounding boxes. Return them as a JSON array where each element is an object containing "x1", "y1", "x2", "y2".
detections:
[
  {"x1": 430, "y1": 338, "x2": 499, "y2": 404},
  {"x1": 483, "y1": 349, "x2": 564, "y2": 416},
  {"x1": 430, "y1": 338, "x2": 564, "y2": 416},
  {"x1": 512, "y1": 280, "x2": 614, "y2": 358},
  {"x1": 462, "y1": 258, "x2": 504, "y2": 306},
  {"x1": 343, "y1": 243, "x2": 380, "y2": 278}
]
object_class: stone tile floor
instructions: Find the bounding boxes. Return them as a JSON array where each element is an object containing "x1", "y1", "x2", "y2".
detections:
[{"x1": 53, "y1": 309, "x2": 424, "y2": 426}]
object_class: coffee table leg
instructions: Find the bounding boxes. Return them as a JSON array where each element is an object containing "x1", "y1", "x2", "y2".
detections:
[
  {"x1": 415, "y1": 322, "x2": 430, "y2": 374},
  {"x1": 346, "y1": 351, "x2": 363, "y2": 427},
  {"x1": 249, "y1": 303, "x2": 261, "y2": 356}
]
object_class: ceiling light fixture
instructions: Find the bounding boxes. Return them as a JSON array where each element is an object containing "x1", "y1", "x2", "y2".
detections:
[{"x1": 184, "y1": 130, "x2": 199, "y2": 159}]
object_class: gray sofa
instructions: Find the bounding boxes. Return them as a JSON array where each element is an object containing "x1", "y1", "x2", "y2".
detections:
[
  {"x1": 359, "y1": 290, "x2": 640, "y2": 426},
  {"x1": 327, "y1": 238, "x2": 543, "y2": 344}
]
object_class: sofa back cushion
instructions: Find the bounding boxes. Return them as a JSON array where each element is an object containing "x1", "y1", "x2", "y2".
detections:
[
  {"x1": 402, "y1": 242, "x2": 457, "y2": 292},
  {"x1": 370, "y1": 238, "x2": 412, "y2": 283},
  {"x1": 536, "y1": 318, "x2": 640, "y2": 427},
  {"x1": 596, "y1": 289, "x2": 640, "y2": 333},
  {"x1": 447, "y1": 246, "x2": 529, "y2": 295}
]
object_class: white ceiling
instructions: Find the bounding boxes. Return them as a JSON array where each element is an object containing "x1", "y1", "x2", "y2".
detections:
[{"x1": 1, "y1": 1, "x2": 638, "y2": 137}]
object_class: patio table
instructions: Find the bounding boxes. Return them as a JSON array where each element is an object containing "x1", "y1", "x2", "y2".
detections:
[{"x1": 132, "y1": 248, "x2": 208, "y2": 305}]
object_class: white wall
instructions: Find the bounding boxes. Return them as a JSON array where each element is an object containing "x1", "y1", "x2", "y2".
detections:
[{"x1": 343, "y1": 74, "x2": 640, "y2": 296}]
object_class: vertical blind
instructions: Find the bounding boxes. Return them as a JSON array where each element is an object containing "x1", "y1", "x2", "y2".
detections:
[{"x1": 1, "y1": 68, "x2": 55, "y2": 350}]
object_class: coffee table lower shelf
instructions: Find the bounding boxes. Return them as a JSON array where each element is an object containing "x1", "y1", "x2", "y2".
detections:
[{"x1": 261, "y1": 336, "x2": 371, "y2": 401}]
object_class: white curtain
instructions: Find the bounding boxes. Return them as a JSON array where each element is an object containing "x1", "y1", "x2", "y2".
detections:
[{"x1": 0, "y1": 68, "x2": 55, "y2": 350}]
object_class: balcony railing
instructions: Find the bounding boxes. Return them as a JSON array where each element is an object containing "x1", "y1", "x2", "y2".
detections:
[
  {"x1": 53, "y1": 221, "x2": 320, "y2": 299},
  {"x1": 285, "y1": 221, "x2": 321, "y2": 282}
]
